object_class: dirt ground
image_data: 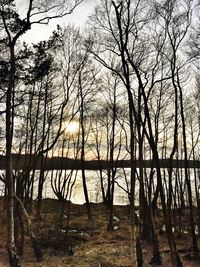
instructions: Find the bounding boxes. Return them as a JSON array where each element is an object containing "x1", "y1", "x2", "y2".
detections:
[{"x1": 0, "y1": 198, "x2": 200, "y2": 267}]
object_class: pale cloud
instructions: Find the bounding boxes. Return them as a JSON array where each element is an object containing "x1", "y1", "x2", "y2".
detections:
[{"x1": 15, "y1": 0, "x2": 97, "y2": 43}]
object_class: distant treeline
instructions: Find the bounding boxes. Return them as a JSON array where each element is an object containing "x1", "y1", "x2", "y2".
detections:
[{"x1": 0, "y1": 154, "x2": 200, "y2": 170}]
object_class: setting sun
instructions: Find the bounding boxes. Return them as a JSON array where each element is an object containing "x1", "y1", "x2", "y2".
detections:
[{"x1": 65, "y1": 121, "x2": 79, "y2": 134}]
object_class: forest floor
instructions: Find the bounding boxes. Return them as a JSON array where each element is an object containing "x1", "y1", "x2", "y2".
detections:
[{"x1": 0, "y1": 197, "x2": 200, "y2": 266}]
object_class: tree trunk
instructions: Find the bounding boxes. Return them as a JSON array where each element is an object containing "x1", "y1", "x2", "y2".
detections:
[
  {"x1": 178, "y1": 78, "x2": 199, "y2": 257},
  {"x1": 79, "y1": 72, "x2": 92, "y2": 221},
  {"x1": 6, "y1": 45, "x2": 21, "y2": 267},
  {"x1": 14, "y1": 195, "x2": 42, "y2": 262}
]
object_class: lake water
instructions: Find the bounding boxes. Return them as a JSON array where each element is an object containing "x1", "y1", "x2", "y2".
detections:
[
  {"x1": 0, "y1": 169, "x2": 132, "y2": 205},
  {"x1": 40, "y1": 169, "x2": 131, "y2": 205},
  {"x1": 0, "y1": 168, "x2": 197, "y2": 206}
]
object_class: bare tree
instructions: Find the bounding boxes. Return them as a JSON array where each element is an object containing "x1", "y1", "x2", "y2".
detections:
[{"x1": 0, "y1": 0, "x2": 82, "y2": 265}]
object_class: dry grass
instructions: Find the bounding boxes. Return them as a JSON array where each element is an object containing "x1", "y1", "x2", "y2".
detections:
[{"x1": 0, "y1": 198, "x2": 200, "y2": 266}]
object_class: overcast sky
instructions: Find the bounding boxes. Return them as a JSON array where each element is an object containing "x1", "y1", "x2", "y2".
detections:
[{"x1": 16, "y1": 0, "x2": 97, "y2": 43}]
